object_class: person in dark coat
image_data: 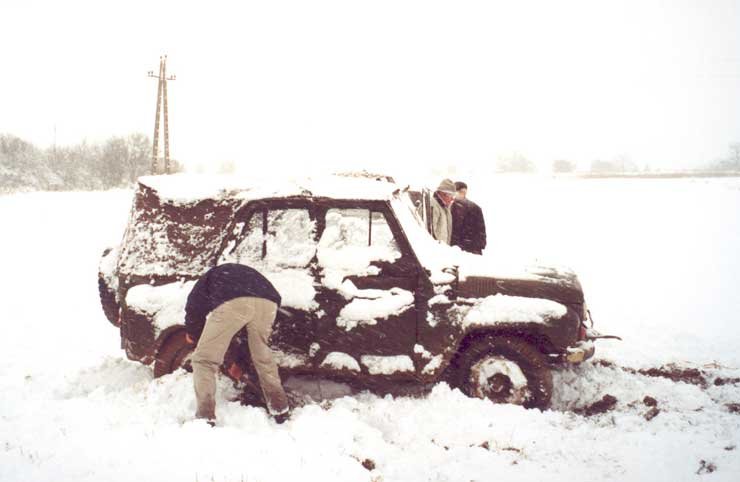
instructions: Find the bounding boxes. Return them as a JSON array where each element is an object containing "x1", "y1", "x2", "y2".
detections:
[
  {"x1": 184, "y1": 263, "x2": 290, "y2": 425},
  {"x1": 450, "y1": 181, "x2": 487, "y2": 255}
]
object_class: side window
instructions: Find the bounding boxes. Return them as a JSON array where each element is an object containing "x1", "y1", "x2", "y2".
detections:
[
  {"x1": 221, "y1": 214, "x2": 263, "y2": 265},
  {"x1": 371, "y1": 211, "x2": 398, "y2": 253},
  {"x1": 317, "y1": 208, "x2": 401, "y2": 272},
  {"x1": 266, "y1": 209, "x2": 316, "y2": 268},
  {"x1": 221, "y1": 208, "x2": 316, "y2": 269}
]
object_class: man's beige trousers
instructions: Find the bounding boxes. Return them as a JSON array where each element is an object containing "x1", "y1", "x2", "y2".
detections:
[{"x1": 191, "y1": 296, "x2": 289, "y2": 419}]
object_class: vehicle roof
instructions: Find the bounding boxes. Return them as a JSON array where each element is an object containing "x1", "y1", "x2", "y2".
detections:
[{"x1": 138, "y1": 173, "x2": 400, "y2": 204}]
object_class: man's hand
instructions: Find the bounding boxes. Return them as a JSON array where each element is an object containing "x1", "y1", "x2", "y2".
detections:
[
  {"x1": 227, "y1": 362, "x2": 243, "y2": 381},
  {"x1": 185, "y1": 333, "x2": 195, "y2": 345}
]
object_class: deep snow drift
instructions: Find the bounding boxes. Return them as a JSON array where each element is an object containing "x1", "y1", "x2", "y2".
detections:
[{"x1": 1, "y1": 176, "x2": 739, "y2": 481}]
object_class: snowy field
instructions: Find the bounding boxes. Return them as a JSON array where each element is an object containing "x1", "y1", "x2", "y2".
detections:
[{"x1": 1, "y1": 176, "x2": 739, "y2": 481}]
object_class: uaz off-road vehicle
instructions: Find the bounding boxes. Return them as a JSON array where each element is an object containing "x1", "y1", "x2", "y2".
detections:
[{"x1": 99, "y1": 174, "x2": 604, "y2": 409}]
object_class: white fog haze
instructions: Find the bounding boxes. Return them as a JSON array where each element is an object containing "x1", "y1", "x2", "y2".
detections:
[
  {"x1": 2, "y1": 2, "x2": 740, "y2": 482},
  {"x1": 1, "y1": 0, "x2": 738, "y2": 175}
]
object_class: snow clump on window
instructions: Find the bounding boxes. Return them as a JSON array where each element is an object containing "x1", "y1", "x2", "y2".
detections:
[{"x1": 318, "y1": 208, "x2": 401, "y2": 276}]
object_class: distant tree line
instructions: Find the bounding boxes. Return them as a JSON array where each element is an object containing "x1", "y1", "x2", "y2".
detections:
[
  {"x1": 496, "y1": 143, "x2": 740, "y2": 175},
  {"x1": 0, "y1": 133, "x2": 182, "y2": 194},
  {"x1": 707, "y1": 143, "x2": 740, "y2": 171},
  {"x1": 552, "y1": 159, "x2": 577, "y2": 173},
  {"x1": 495, "y1": 152, "x2": 535, "y2": 173}
]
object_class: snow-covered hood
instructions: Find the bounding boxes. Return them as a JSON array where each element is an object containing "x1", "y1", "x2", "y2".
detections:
[
  {"x1": 389, "y1": 195, "x2": 584, "y2": 305},
  {"x1": 457, "y1": 265, "x2": 584, "y2": 305}
]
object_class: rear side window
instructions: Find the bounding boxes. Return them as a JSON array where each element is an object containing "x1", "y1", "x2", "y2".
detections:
[
  {"x1": 221, "y1": 208, "x2": 316, "y2": 269},
  {"x1": 317, "y1": 208, "x2": 401, "y2": 271}
]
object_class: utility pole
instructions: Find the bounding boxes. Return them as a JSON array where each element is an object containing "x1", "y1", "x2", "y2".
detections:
[{"x1": 148, "y1": 55, "x2": 176, "y2": 174}]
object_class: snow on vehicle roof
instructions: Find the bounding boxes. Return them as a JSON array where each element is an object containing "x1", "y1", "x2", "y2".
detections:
[
  {"x1": 138, "y1": 173, "x2": 399, "y2": 204},
  {"x1": 132, "y1": 174, "x2": 576, "y2": 286}
]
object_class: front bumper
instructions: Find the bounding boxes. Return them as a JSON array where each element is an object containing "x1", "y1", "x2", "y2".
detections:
[
  {"x1": 554, "y1": 340, "x2": 595, "y2": 364},
  {"x1": 552, "y1": 305, "x2": 619, "y2": 364}
]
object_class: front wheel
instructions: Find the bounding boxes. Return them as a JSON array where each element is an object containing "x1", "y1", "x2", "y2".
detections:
[{"x1": 455, "y1": 335, "x2": 553, "y2": 409}]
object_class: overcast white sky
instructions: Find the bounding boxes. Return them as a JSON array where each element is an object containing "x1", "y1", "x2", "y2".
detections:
[{"x1": 1, "y1": 0, "x2": 738, "y2": 174}]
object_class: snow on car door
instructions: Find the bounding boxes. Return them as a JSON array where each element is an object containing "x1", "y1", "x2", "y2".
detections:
[
  {"x1": 313, "y1": 207, "x2": 418, "y2": 379},
  {"x1": 218, "y1": 204, "x2": 318, "y2": 369}
]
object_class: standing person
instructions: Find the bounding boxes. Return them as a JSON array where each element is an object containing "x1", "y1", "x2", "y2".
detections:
[
  {"x1": 431, "y1": 178, "x2": 456, "y2": 244},
  {"x1": 451, "y1": 181, "x2": 487, "y2": 255},
  {"x1": 184, "y1": 263, "x2": 290, "y2": 425}
]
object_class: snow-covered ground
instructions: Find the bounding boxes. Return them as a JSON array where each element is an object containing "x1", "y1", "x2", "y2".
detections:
[{"x1": 1, "y1": 176, "x2": 739, "y2": 481}]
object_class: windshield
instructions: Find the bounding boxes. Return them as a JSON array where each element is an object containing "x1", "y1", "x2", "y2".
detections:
[
  {"x1": 390, "y1": 192, "x2": 458, "y2": 279},
  {"x1": 390, "y1": 192, "x2": 578, "y2": 287}
]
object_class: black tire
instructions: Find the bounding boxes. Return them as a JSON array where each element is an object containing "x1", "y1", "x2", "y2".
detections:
[{"x1": 455, "y1": 335, "x2": 553, "y2": 409}]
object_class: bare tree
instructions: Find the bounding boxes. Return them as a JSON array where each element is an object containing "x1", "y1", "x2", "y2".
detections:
[
  {"x1": 590, "y1": 160, "x2": 618, "y2": 174},
  {"x1": 123, "y1": 133, "x2": 151, "y2": 184},
  {"x1": 101, "y1": 137, "x2": 128, "y2": 186},
  {"x1": 707, "y1": 142, "x2": 740, "y2": 171},
  {"x1": 552, "y1": 159, "x2": 576, "y2": 173},
  {"x1": 729, "y1": 142, "x2": 740, "y2": 169},
  {"x1": 217, "y1": 159, "x2": 237, "y2": 174},
  {"x1": 1, "y1": 132, "x2": 155, "y2": 193},
  {"x1": 46, "y1": 141, "x2": 94, "y2": 190},
  {"x1": 496, "y1": 152, "x2": 535, "y2": 173},
  {"x1": 0, "y1": 134, "x2": 46, "y2": 192}
]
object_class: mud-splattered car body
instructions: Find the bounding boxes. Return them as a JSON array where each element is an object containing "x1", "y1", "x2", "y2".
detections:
[{"x1": 99, "y1": 174, "x2": 599, "y2": 408}]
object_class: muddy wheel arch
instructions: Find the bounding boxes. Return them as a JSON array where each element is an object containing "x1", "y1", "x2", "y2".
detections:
[
  {"x1": 152, "y1": 326, "x2": 250, "y2": 381},
  {"x1": 452, "y1": 334, "x2": 553, "y2": 409},
  {"x1": 153, "y1": 327, "x2": 195, "y2": 378}
]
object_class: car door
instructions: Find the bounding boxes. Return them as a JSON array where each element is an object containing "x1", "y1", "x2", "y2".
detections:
[
  {"x1": 218, "y1": 201, "x2": 319, "y2": 368},
  {"x1": 312, "y1": 204, "x2": 419, "y2": 379}
]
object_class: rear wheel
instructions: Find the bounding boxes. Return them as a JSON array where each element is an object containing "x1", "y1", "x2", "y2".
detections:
[
  {"x1": 154, "y1": 329, "x2": 194, "y2": 378},
  {"x1": 154, "y1": 329, "x2": 268, "y2": 409},
  {"x1": 456, "y1": 335, "x2": 553, "y2": 409}
]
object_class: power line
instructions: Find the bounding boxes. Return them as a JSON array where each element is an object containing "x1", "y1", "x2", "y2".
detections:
[{"x1": 148, "y1": 55, "x2": 176, "y2": 174}]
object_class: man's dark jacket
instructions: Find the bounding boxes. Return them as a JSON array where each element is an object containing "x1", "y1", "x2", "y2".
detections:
[
  {"x1": 184, "y1": 263, "x2": 281, "y2": 341},
  {"x1": 451, "y1": 198, "x2": 487, "y2": 254}
]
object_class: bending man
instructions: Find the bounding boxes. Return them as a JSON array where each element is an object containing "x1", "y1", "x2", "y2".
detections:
[{"x1": 184, "y1": 263, "x2": 290, "y2": 425}]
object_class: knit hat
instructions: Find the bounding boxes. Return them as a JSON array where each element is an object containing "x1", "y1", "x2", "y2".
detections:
[{"x1": 436, "y1": 178, "x2": 456, "y2": 194}]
